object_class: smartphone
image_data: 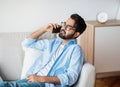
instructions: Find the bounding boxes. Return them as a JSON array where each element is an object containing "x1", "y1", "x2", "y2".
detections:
[{"x1": 52, "y1": 26, "x2": 61, "y2": 33}]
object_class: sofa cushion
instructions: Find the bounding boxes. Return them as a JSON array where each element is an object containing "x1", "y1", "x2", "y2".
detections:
[
  {"x1": 0, "y1": 32, "x2": 26, "y2": 81},
  {"x1": 21, "y1": 47, "x2": 41, "y2": 79}
]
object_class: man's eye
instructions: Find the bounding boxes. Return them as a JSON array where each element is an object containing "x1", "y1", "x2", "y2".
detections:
[{"x1": 67, "y1": 25, "x2": 72, "y2": 28}]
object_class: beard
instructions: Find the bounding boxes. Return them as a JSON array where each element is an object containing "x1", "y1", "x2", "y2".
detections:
[{"x1": 59, "y1": 30, "x2": 75, "y2": 40}]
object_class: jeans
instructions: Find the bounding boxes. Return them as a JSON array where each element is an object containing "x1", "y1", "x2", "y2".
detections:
[{"x1": 0, "y1": 79, "x2": 45, "y2": 87}]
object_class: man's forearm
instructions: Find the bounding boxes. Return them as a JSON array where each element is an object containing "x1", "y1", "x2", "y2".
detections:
[
  {"x1": 28, "y1": 23, "x2": 60, "y2": 39},
  {"x1": 27, "y1": 75, "x2": 61, "y2": 84},
  {"x1": 28, "y1": 28, "x2": 46, "y2": 39},
  {"x1": 41, "y1": 76, "x2": 61, "y2": 84}
]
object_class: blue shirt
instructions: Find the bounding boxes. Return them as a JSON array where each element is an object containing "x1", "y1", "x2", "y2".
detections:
[{"x1": 21, "y1": 37, "x2": 84, "y2": 87}]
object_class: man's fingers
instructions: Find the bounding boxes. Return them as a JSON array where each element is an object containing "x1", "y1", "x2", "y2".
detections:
[
  {"x1": 50, "y1": 23, "x2": 59, "y2": 29},
  {"x1": 27, "y1": 74, "x2": 36, "y2": 82},
  {"x1": 27, "y1": 77, "x2": 33, "y2": 82},
  {"x1": 27, "y1": 75, "x2": 32, "y2": 81}
]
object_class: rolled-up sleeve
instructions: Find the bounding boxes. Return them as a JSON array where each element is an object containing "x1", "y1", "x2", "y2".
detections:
[
  {"x1": 22, "y1": 38, "x2": 36, "y2": 47},
  {"x1": 21, "y1": 38, "x2": 50, "y2": 50},
  {"x1": 57, "y1": 45, "x2": 84, "y2": 86}
]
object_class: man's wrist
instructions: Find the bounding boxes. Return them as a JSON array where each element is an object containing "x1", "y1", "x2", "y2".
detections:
[
  {"x1": 38, "y1": 76, "x2": 46, "y2": 82},
  {"x1": 39, "y1": 76, "x2": 60, "y2": 84}
]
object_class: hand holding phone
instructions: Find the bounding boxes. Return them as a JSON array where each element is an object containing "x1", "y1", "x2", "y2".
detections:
[
  {"x1": 52, "y1": 26, "x2": 61, "y2": 33},
  {"x1": 52, "y1": 22, "x2": 65, "y2": 33}
]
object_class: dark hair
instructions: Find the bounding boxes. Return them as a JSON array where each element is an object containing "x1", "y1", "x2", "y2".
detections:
[{"x1": 70, "y1": 14, "x2": 86, "y2": 35}]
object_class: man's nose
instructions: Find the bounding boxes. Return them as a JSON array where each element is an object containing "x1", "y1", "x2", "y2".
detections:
[{"x1": 61, "y1": 26, "x2": 66, "y2": 30}]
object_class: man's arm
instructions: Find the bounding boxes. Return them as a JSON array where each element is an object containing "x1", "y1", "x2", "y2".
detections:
[
  {"x1": 28, "y1": 23, "x2": 59, "y2": 39},
  {"x1": 26, "y1": 23, "x2": 61, "y2": 84},
  {"x1": 27, "y1": 74, "x2": 61, "y2": 84},
  {"x1": 28, "y1": 28, "x2": 46, "y2": 39}
]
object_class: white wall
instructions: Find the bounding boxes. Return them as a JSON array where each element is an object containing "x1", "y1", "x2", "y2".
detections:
[
  {"x1": 117, "y1": 9, "x2": 120, "y2": 19},
  {"x1": 116, "y1": 0, "x2": 120, "y2": 19},
  {"x1": 0, "y1": 0, "x2": 120, "y2": 32}
]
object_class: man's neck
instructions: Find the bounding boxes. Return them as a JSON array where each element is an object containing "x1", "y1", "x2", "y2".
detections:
[{"x1": 62, "y1": 39, "x2": 72, "y2": 45}]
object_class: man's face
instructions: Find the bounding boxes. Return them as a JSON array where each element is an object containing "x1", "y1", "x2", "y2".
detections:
[{"x1": 59, "y1": 18, "x2": 76, "y2": 40}]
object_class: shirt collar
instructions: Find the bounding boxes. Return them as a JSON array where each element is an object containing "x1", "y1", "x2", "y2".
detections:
[{"x1": 57, "y1": 37, "x2": 77, "y2": 45}]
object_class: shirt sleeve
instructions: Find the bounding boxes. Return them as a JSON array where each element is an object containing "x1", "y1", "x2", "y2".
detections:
[
  {"x1": 57, "y1": 45, "x2": 85, "y2": 86},
  {"x1": 21, "y1": 38, "x2": 50, "y2": 50}
]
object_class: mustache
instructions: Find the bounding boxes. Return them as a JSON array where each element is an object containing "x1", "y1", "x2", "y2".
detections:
[{"x1": 60, "y1": 29, "x2": 66, "y2": 34}]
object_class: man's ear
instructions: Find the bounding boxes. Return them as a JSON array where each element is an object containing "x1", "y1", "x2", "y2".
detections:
[{"x1": 74, "y1": 32, "x2": 80, "y2": 38}]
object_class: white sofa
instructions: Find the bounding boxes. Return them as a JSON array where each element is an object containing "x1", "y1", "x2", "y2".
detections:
[{"x1": 0, "y1": 32, "x2": 95, "y2": 87}]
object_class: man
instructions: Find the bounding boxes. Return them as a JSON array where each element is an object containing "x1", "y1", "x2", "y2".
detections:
[{"x1": 0, "y1": 14, "x2": 86, "y2": 87}]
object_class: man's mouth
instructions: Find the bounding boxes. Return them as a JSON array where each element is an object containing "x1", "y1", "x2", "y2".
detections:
[{"x1": 60, "y1": 30, "x2": 66, "y2": 35}]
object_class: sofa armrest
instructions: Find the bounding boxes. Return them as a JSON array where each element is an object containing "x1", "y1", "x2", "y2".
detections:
[{"x1": 74, "y1": 62, "x2": 95, "y2": 87}]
